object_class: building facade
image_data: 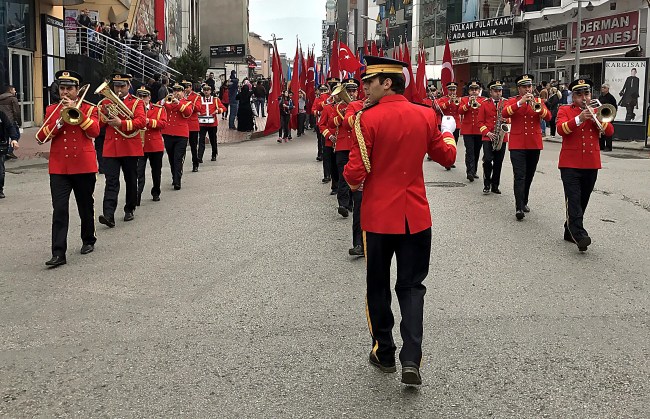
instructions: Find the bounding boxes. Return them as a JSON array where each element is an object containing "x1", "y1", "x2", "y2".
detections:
[
  {"x1": 248, "y1": 32, "x2": 272, "y2": 78},
  {"x1": 199, "y1": 0, "x2": 249, "y2": 73}
]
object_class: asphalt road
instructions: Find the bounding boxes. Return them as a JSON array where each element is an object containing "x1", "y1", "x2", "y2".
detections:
[{"x1": 1, "y1": 133, "x2": 649, "y2": 418}]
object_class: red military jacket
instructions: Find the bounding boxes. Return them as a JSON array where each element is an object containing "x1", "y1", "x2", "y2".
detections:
[
  {"x1": 314, "y1": 93, "x2": 330, "y2": 115},
  {"x1": 143, "y1": 103, "x2": 167, "y2": 153},
  {"x1": 342, "y1": 99, "x2": 364, "y2": 134},
  {"x1": 198, "y1": 96, "x2": 227, "y2": 128},
  {"x1": 161, "y1": 99, "x2": 193, "y2": 138},
  {"x1": 37, "y1": 101, "x2": 100, "y2": 175},
  {"x1": 100, "y1": 94, "x2": 147, "y2": 158},
  {"x1": 438, "y1": 96, "x2": 461, "y2": 126},
  {"x1": 343, "y1": 95, "x2": 457, "y2": 235},
  {"x1": 556, "y1": 104, "x2": 614, "y2": 169},
  {"x1": 502, "y1": 96, "x2": 552, "y2": 150},
  {"x1": 458, "y1": 96, "x2": 488, "y2": 135},
  {"x1": 332, "y1": 102, "x2": 350, "y2": 151},
  {"x1": 478, "y1": 98, "x2": 510, "y2": 143},
  {"x1": 186, "y1": 91, "x2": 201, "y2": 132},
  {"x1": 318, "y1": 102, "x2": 336, "y2": 147}
]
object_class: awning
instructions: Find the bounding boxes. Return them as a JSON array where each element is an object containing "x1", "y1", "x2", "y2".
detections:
[{"x1": 554, "y1": 47, "x2": 639, "y2": 65}]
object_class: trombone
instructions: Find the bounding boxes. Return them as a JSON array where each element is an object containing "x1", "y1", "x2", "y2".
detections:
[
  {"x1": 36, "y1": 84, "x2": 91, "y2": 145},
  {"x1": 584, "y1": 99, "x2": 616, "y2": 132},
  {"x1": 94, "y1": 81, "x2": 140, "y2": 138}
]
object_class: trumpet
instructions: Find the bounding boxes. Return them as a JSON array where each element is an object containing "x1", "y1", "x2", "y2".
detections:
[
  {"x1": 450, "y1": 95, "x2": 460, "y2": 105},
  {"x1": 36, "y1": 84, "x2": 91, "y2": 145},
  {"x1": 527, "y1": 98, "x2": 543, "y2": 113},
  {"x1": 165, "y1": 93, "x2": 173, "y2": 102},
  {"x1": 94, "y1": 82, "x2": 140, "y2": 138},
  {"x1": 583, "y1": 99, "x2": 616, "y2": 132},
  {"x1": 469, "y1": 95, "x2": 481, "y2": 109}
]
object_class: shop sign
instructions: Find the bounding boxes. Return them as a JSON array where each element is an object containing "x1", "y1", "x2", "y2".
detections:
[
  {"x1": 570, "y1": 11, "x2": 639, "y2": 52},
  {"x1": 210, "y1": 44, "x2": 245, "y2": 58},
  {"x1": 451, "y1": 48, "x2": 469, "y2": 64},
  {"x1": 556, "y1": 39, "x2": 567, "y2": 52},
  {"x1": 448, "y1": 16, "x2": 514, "y2": 41},
  {"x1": 529, "y1": 25, "x2": 567, "y2": 56}
]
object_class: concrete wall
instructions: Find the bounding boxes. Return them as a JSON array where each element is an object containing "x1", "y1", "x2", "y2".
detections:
[
  {"x1": 199, "y1": 0, "x2": 249, "y2": 68},
  {"x1": 248, "y1": 34, "x2": 271, "y2": 78}
]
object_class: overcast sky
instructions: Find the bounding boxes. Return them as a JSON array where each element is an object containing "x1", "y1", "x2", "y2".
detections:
[{"x1": 249, "y1": 0, "x2": 327, "y2": 58}]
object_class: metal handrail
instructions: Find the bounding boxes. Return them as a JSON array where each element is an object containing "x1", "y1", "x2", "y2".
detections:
[{"x1": 69, "y1": 26, "x2": 182, "y2": 82}]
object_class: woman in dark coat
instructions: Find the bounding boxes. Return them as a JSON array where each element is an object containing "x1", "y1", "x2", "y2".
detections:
[
  {"x1": 236, "y1": 85, "x2": 255, "y2": 132},
  {"x1": 545, "y1": 87, "x2": 561, "y2": 137}
]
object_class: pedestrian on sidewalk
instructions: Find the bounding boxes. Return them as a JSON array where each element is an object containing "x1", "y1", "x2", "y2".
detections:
[
  {"x1": 545, "y1": 87, "x2": 561, "y2": 137},
  {"x1": 278, "y1": 90, "x2": 293, "y2": 142},
  {"x1": 254, "y1": 81, "x2": 266, "y2": 117},
  {"x1": 0, "y1": 85, "x2": 22, "y2": 159},
  {"x1": 297, "y1": 90, "x2": 307, "y2": 137},
  {"x1": 236, "y1": 84, "x2": 255, "y2": 132},
  {"x1": 343, "y1": 56, "x2": 458, "y2": 386},
  {"x1": 228, "y1": 71, "x2": 239, "y2": 129},
  {"x1": 219, "y1": 81, "x2": 230, "y2": 120},
  {"x1": 35, "y1": 70, "x2": 99, "y2": 267},
  {"x1": 0, "y1": 109, "x2": 20, "y2": 199},
  {"x1": 598, "y1": 84, "x2": 618, "y2": 151}
]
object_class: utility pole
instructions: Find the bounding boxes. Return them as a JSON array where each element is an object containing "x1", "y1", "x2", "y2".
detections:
[{"x1": 575, "y1": 0, "x2": 582, "y2": 79}]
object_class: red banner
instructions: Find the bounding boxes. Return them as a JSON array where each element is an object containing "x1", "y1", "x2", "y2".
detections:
[{"x1": 571, "y1": 11, "x2": 639, "y2": 52}]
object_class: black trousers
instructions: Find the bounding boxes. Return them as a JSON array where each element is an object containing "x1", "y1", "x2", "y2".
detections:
[
  {"x1": 50, "y1": 173, "x2": 97, "y2": 257},
  {"x1": 549, "y1": 116, "x2": 557, "y2": 136},
  {"x1": 561, "y1": 168, "x2": 598, "y2": 241},
  {"x1": 365, "y1": 227, "x2": 432, "y2": 365},
  {"x1": 336, "y1": 150, "x2": 353, "y2": 209},
  {"x1": 0, "y1": 154, "x2": 5, "y2": 192},
  {"x1": 280, "y1": 113, "x2": 291, "y2": 138},
  {"x1": 200, "y1": 126, "x2": 218, "y2": 158},
  {"x1": 509, "y1": 149, "x2": 541, "y2": 211},
  {"x1": 137, "y1": 151, "x2": 163, "y2": 202},
  {"x1": 463, "y1": 134, "x2": 483, "y2": 176},
  {"x1": 600, "y1": 135, "x2": 613, "y2": 151},
  {"x1": 188, "y1": 130, "x2": 202, "y2": 166},
  {"x1": 482, "y1": 141, "x2": 506, "y2": 189},
  {"x1": 164, "y1": 135, "x2": 187, "y2": 187},
  {"x1": 352, "y1": 191, "x2": 363, "y2": 246},
  {"x1": 94, "y1": 135, "x2": 105, "y2": 173},
  {"x1": 322, "y1": 145, "x2": 333, "y2": 179},
  {"x1": 297, "y1": 113, "x2": 307, "y2": 136},
  {"x1": 316, "y1": 128, "x2": 324, "y2": 158},
  {"x1": 103, "y1": 156, "x2": 138, "y2": 217}
]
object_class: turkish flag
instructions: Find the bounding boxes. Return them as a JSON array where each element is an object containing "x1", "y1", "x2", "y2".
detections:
[
  {"x1": 441, "y1": 39, "x2": 454, "y2": 95},
  {"x1": 305, "y1": 49, "x2": 315, "y2": 114},
  {"x1": 290, "y1": 41, "x2": 300, "y2": 129},
  {"x1": 402, "y1": 42, "x2": 416, "y2": 102},
  {"x1": 338, "y1": 41, "x2": 362, "y2": 74},
  {"x1": 263, "y1": 42, "x2": 282, "y2": 136},
  {"x1": 371, "y1": 41, "x2": 378, "y2": 57},
  {"x1": 415, "y1": 47, "x2": 427, "y2": 104},
  {"x1": 330, "y1": 32, "x2": 340, "y2": 80}
]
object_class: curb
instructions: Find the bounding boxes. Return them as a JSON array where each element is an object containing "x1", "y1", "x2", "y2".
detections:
[{"x1": 544, "y1": 136, "x2": 648, "y2": 151}]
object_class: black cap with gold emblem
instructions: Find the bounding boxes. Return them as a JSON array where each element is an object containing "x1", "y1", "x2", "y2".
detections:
[
  {"x1": 136, "y1": 86, "x2": 151, "y2": 97},
  {"x1": 468, "y1": 79, "x2": 482, "y2": 89},
  {"x1": 345, "y1": 78, "x2": 360, "y2": 90},
  {"x1": 488, "y1": 80, "x2": 504, "y2": 90},
  {"x1": 569, "y1": 78, "x2": 593, "y2": 93},
  {"x1": 181, "y1": 79, "x2": 193, "y2": 88},
  {"x1": 446, "y1": 82, "x2": 458, "y2": 90},
  {"x1": 361, "y1": 56, "x2": 406, "y2": 81},
  {"x1": 111, "y1": 73, "x2": 133, "y2": 86},
  {"x1": 55, "y1": 70, "x2": 82, "y2": 86},
  {"x1": 318, "y1": 84, "x2": 329, "y2": 91},
  {"x1": 516, "y1": 74, "x2": 534, "y2": 86}
]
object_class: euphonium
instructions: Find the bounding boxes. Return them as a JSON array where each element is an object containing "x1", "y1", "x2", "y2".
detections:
[
  {"x1": 94, "y1": 81, "x2": 140, "y2": 138},
  {"x1": 331, "y1": 84, "x2": 352, "y2": 104}
]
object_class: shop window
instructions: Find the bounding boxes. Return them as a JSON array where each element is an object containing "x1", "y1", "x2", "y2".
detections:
[{"x1": 2, "y1": 0, "x2": 35, "y2": 50}]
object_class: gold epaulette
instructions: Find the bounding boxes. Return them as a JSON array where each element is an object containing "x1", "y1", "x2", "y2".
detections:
[{"x1": 151, "y1": 103, "x2": 163, "y2": 108}]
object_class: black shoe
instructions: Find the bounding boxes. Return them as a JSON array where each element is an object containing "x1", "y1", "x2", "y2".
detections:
[
  {"x1": 349, "y1": 245, "x2": 364, "y2": 256},
  {"x1": 316, "y1": 155, "x2": 323, "y2": 161},
  {"x1": 211, "y1": 156, "x2": 217, "y2": 161},
  {"x1": 467, "y1": 174, "x2": 474, "y2": 182},
  {"x1": 483, "y1": 186, "x2": 490, "y2": 194},
  {"x1": 192, "y1": 166, "x2": 198, "y2": 172},
  {"x1": 99, "y1": 215, "x2": 115, "y2": 228},
  {"x1": 329, "y1": 190, "x2": 337, "y2": 195},
  {"x1": 451, "y1": 164, "x2": 456, "y2": 168},
  {"x1": 338, "y1": 206, "x2": 349, "y2": 218},
  {"x1": 491, "y1": 187, "x2": 501, "y2": 194},
  {"x1": 369, "y1": 352, "x2": 396, "y2": 373},
  {"x1": 136, "y1": 197, "x2": 141, "y2": 207},
  {"x1": 198, "y1": 159, "x2": 203, "y2": 164},
  {"x1": 473, "y1": 174, "x2": 479, "y2": 179},
  {"x1": 427, "y1": 157, "x2": 432, "y2": 161},
  {"x1": 321, "y1": 176, "x2": 331, "y2": 183},
  {"x1": 401, "y1": 362, "x2": 422, "y2": 385},
  {"x1": 174, "y1": 185, "x2": 181, "y2": 190},
  {"x1": 153, "y1": 196, "x2": 160, "y2": 202},
  {"x1": 516, "y1": 210, "x2": 525, "y2": 221},
  {"x1": 123, "y1": 212, "x2": 134, "y2": 222},
  {"x1": 445, "y1": 166, "x2": 451, "y2": 170},
  {"x1": 0, "y1": 191, "x2": 5, "y2": 199},
  {"x1": 288, "y1": 136, "x2": 292, "y2": 140},
  {"x1": 45, "y1": 255, "x2": 67, "y2": 268},
  {"x1": 80, "y1": 244, "x2": 94, "y2": 255},
  {"x1": 577, "y1": 236, "x2": 591, "y2": 252},
  {"x1": 523, "y1": 205, "x2": 530, "y2": 213},
  {"x1": 564, "y1": 231, "x2": 576, "y2": 243}
]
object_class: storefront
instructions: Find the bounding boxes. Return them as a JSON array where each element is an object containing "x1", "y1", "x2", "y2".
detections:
[{"x1": 528, "y1": 24, "x2": 568, "y2": 85}]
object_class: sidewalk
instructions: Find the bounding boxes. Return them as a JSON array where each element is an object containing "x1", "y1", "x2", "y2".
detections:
[
  {"x1": 9, "y1": 115, "x2": 269, "y2": 163},
  {"x1": 544, "y1": 134, "x2": 648, "y2": 150}
]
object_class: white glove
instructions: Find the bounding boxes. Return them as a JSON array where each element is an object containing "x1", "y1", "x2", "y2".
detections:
[{"x1": 441, "y1": 115, "x2": 456, "y2": 134}]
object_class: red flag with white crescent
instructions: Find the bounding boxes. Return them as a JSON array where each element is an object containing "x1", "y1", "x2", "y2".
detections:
[{"x1": 441, "y1": 39, "x2": 455, "y2": 95}]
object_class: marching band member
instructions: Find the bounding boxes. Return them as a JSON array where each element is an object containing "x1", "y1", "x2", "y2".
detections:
[
  {"x1": 318, "y1": 88, "x2": 339, "y2": 194},
  {"x1": 342, "y1": 80, "x2": 366, "y2": 257},
  {"x1": 556, "y1": 79, "x2": 614, "y2": 252},
  {"x1": 343, "y1": 56, "x2": 457, "y2": 386},
  {"x1": 35, "y1": 70, "x2": 99, "y2": 267},
  {"x1": 478, "y1": 80, "x2": 508, "y2": 195},
  {"x1": 183, "y1": 80, "x2": 202, "y2": 172},
  {"x1": 198, "y1": 84, "x2": 226, "y2": 165},
  {"x1": 458, "y1": 79, "x2": 488, "y2": 182},
  {"x1": 312, "y1": 84, "x2": 330, "y2": 164},
  {"x1": 502, "y1": 74, "x2": 552, "y2": 221},
  {"x1": 332, "y1": 79, "x2": 359, "y2": 218},
  {"x1": 135, "y1": 86, "x2": 167, "y2": 205},
  {"x1": 98, "y1": 73, "x2": 147, "y2": 228},
  {"x1": 161, "y1": 83, "x2": 193, "y2": 190},
  {"x1": 437, "y1": 82, "x2": 461, "y2": 170}
]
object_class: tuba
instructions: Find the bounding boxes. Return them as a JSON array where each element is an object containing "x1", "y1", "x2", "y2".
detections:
[{"x1": 94, "y1": 82, "x2": 140, "y2": 138}]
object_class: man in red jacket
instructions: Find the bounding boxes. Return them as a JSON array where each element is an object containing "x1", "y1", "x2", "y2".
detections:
[
  {"x1": 35, "y1": 70, "x2": 100, "y2": 267},
  {"x1": 135, "y1": 86, "x2": 167, "y2": 205},
  {"x1": 502, "y1": 74, "x2": 551, "y2": 220},
  {"x1": 478, "y1": 80, "x2": 509, "y2": 195},
  {"x1": 458, "y1": 79, "x2": 488, "y2": 182},
  {"x1": 437, "y1": 82, "x2": 461, "y2": 170},
  {"x1": 161, "y1": 83, "x2": 193, "y2": 190},
  {"x1": 183, "y1": 80, "x2": 202, "y2": 172},
  {"x1": 98, "y1": 73, "x2": 147, "y2": 228},
  {"x1": 332, "y1": 78, "x2": 360, "y2": 217},
  {"x1": 312, "y1": 84, "x2": 330, "y2": 162},
  {"x1": 556, "y1": 79, "x2": 614, "y2": 252},
  {"x1": 318, "y1": 93, "x2": 339, "y2": 194},
  {"x1": 343, "y1": 56, "x2": 457, "y2": 386}
]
